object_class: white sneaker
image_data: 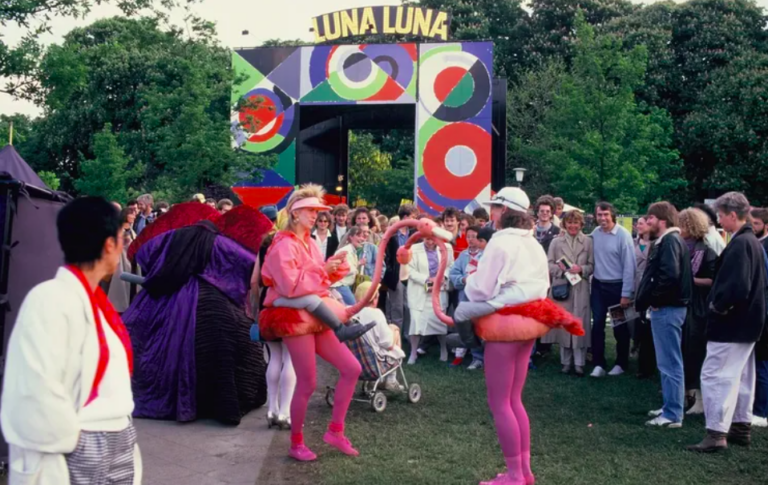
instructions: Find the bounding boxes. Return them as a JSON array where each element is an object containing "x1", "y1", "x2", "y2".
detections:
[
  {"x1": 468, "y1": 360, "x2": 484, "y2": 370},
  {"x1": 645, "y1": 416, "x2": 682, "y2": 428},
  {"x1": 407, "y1": 355, "x2": 417, "y2": 365},
  {"x1": 608, "y1": 365, "x2": 625, "y2": 376},
  {"x1": 416, "y1": 348, "x2": 426, "y2": 356},
  {"x1": 752, "y1": 416, "x2": 768, "y2": 428},
  {"x1": 648, "y1": 408, "x2": 663, "y2": 417},
  {"x1": 455, "y1": 348, "x2": 467, "y2": 358},
  {"x1": 590, "y1": 366, "x2": 606, "y2": 378}
]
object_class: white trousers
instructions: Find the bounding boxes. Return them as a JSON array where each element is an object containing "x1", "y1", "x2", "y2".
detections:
[
  {"x1": 701, "y1": 341, "x2": 756, "y2": 433},
  {"x1": 561, "y1": 347, "x2": 587, "y2": 367}
]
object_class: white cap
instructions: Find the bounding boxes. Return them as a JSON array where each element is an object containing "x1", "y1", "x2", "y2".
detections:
[{"x1": 483, "y1": 187, "x2": 530, "y2": 212}]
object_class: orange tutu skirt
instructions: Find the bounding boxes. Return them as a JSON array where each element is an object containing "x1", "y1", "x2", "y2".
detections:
[
  {"x1": 474, "y1": 299, "x2": 584, "y2": 342},
  {"x1": 258, "y1": 297, "x2": 346, "y2": 340}
]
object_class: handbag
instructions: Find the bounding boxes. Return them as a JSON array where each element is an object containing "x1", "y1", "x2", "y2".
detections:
[{"x1": 552, "y1": 283, "x2": 570, "y2": 301}]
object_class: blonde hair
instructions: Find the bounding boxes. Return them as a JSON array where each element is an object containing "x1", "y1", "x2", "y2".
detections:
[
  {"x1": 679, "y1": 208, "x2": 709, "y2": 240},
  {"x1": 355, "y1": 281, "x2": 380, "y2": 303},
  {"x1": 285, "y1": 184, "x2": 326, "y2": 232},
  {"x1": 276, "y1": 208, "x2": 289, "y2": 231}
]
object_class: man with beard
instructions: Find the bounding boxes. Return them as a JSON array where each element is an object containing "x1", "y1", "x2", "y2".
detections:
[
  {"x1": 636, "y1": 202, "x2": 692, "y2": 428},
  {"x1": 750, "y1": 208, "x2": 768, "y2": 251}
]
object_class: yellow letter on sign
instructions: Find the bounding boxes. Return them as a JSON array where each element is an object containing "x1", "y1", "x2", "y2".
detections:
[
  {"x1": 413, "y1": 8, "x2": 433, "y2": 37},
  {"x1": 429, "y1": 11, "x2": 449, "y2": 40},
  {"x1": 395, "y1": 6, "x2": 414, "y2": 35},
  {"x1": 383, "y1": 6, "x2": 396, "y2": 34},
  {"x1": 341, "y1": 9, "x2": 359, "y2": 38},
  {"x1": 360, "y1": 7, "x2": 378, "y2": 35},
  {"x1": 312, "y1": 16, "x2": 325, "y2": 42},
  {"x1": 323, "y1": 12, "x2": 342, "y2": 41}
]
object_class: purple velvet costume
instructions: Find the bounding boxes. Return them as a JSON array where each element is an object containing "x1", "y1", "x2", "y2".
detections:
[{"x1": 123, "y1": 229, "x2": 265, "y2": 423}]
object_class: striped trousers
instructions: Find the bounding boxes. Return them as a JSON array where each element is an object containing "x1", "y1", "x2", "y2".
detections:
[{"x1": 66, "y1": 423, "x2": 137, "y2": 485}]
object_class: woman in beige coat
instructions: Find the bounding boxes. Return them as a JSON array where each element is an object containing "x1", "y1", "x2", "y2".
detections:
[{"x1": 542, "y1": 210, "x2": 594, "y2": 376}]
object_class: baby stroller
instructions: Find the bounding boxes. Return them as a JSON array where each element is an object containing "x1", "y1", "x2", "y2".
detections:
[{"x1": 325, "y1": 326, "x2": 422, "y2": 413}]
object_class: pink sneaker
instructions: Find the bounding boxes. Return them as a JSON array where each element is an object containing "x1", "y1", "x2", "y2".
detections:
[
  {"x1": 479, "y1": 473, "x2": 526, "y2": 485},
  {"x1": 323, "y1": 431, "x2": 360, "y2": 456},
  {"x1": 288, "y1": 444, "x2": 317, "y2": 462},
  {"x1": 525, "y1": 474, "x2": 535, "y2": 485}
]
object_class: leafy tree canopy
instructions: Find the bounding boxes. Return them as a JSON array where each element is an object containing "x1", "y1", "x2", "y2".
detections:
[{"x1": 27, "y1": 16, "x2": 273, "y2": 200}]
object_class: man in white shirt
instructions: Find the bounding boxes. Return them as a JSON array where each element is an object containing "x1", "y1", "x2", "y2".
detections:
[{"x1": 1, "y1": 197, "x2": 141, "y2": 485}]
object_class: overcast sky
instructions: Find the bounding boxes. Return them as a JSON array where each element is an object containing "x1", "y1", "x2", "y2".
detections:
[{"x1": 2, "y1": 0, "x2": 767, "y2": 117}]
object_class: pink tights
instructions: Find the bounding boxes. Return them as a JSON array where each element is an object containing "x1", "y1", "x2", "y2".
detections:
[
  {"x1": 485, "y1": 340, "x2": 535, "y2": 482},
  {"x1": 283, "y1": 331, "x2": 361, "y2": 445}
]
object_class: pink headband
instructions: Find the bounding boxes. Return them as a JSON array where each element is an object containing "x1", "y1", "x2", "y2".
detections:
[{"x1": 290, "y1": 197, "x2": 332, "y2": 212}]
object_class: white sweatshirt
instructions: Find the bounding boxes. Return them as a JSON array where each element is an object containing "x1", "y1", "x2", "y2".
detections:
[{"x1": 465, "y1": 227, "x2": 550, "y2": 308}]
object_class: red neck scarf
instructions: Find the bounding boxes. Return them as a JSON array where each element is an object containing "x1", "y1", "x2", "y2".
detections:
[{"x1": 66, "y1": 265, "x2": 134, "y2": 406}]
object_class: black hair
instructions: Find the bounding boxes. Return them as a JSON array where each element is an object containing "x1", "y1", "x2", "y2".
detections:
[
  {"x1": 472, "y1": 208, "x2": 489, "y2": 221},
  {"x1": 127, "y1": 199, "x2": 138, "y2": 207},
  {"x1": 477, "y1": 226, "x2": 496, "y2": 242},
  {"x1": 119, "y1": 208, "x2": 133, "y2": 224},
  {"x1": 57, "y1": 197, "x2": 122, "y2": 265},
  {"x1": 595, "y1": 201, "x2": 616, "y2": 223},
  {"x1": 500, "y1": 210, "x2": 534, "y2": 230},
  {"x1": 694, "y1": 203, "x2": 718, "y2": 227},
  {"x1": 466, "y1": 225, "x2": 482, "y2": 236},
  {"x1": 441, "y1": 206, "x2": 461, "y2": 221},
  {"x1": 398, "y1": 203, "x2": 418, "y2": 220}
]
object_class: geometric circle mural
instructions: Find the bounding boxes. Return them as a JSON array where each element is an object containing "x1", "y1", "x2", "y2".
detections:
[
  {"x1": 231, "y1": 42, "x2": 493, "y2": 213},
  {"x1": 422, "y1": 122, "x2": 491, "y2": 200}
]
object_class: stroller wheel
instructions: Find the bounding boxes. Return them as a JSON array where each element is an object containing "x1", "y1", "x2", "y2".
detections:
[
  {"x1": 326, "y1": 387, "x2": 335, "y2": 407},
  {"x1": 371, "y1": 392, "x2": 387, "y2": 413},
  {"x1": 408, "y1": 383, "x2": 422, "y2": 404}
]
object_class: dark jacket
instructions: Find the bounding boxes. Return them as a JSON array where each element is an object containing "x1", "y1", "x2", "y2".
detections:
[
  {"x1": 309, "y1": 231, "x2": 339, "y2": 261},
  {"x1": 707, "y1": 224, "x2": 766, "y2": 343},
  {"x1": 324, "y1": 231, "x2": 340, "y2": 261},
  {"x1": 535, "y1": 224, "x2": 560, "y2": 255},
  {"x1": 636, "y1": 228, "x2": 692, "y2": 313},
  {"x1": 383, "y1": 229, "x2": 412, "y2": 291}
]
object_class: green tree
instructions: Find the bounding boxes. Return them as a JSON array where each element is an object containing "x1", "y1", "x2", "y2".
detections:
[
  {"x1": 415, "y1": 0, "x2": 530, "y2": 79},
  {"x1": 0, "y1": 113, "x2": 32, "y2": 146},
  {"x1": 531, "y1": 13, "x2": 683, "y2": 213},
  {"x1": 506, "y1": 59, "x2": 569, "y2": 197},
  {"x1": 682, "y1": 51, "x2": 768, "y2": 204},
  {"x1": 37, "y1": 170, "x2": 60, "y2": 190},
  {"x1": 75, "y1": 123, "x2": 139, "y2": 201},
  {"x1": 525, "y1": 0, "x2": 637, "y2": 66},
  {"x1": 348, "y1": 131, "x2": 392, "y2": 203},
  {"x1": 0, "y1": 0, "x2": 188, "y2": 97},
  {"x1": 30, "y1": 16, "x2": 273, "y2": 199}
]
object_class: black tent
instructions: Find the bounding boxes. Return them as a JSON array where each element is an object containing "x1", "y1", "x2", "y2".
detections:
[{"x1": 0, "y1": 145, "x2": 72, "y2": 466}]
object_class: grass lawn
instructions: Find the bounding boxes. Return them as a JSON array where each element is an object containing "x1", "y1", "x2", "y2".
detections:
[{"x1": 292, "y1": 345, "x2": 768, "y2": 485}]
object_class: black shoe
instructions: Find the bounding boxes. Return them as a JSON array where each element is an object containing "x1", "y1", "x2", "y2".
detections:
[{"x1": 334, "y1": 322, "x2": 376, "y2": 342}]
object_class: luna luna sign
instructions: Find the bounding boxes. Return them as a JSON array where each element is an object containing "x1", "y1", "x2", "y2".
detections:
[{"x1": 311, "y1": 6, "x2": 451, "y2": 43}]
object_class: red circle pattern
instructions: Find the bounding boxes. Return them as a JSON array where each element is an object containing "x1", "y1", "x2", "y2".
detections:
[{"x1": 422, "y1": 122, "x2": 491, "y2": 200}]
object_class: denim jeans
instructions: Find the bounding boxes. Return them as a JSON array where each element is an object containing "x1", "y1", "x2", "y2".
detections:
[
  {"x1": 755, "y1": 359, "x2": 768, "y2": 418},
  {"x1": 650, "y1": 306, "x2": 687, "y2": 423},
  {"x1": 590, "y1": 279, "x2": 629, "y2": 369},
  {"x1": 336, "y1": 285, "x2": 356, "y2": 305},
  {"x1": 471, "y1": 347, "x2": 484, "y2": 363}
]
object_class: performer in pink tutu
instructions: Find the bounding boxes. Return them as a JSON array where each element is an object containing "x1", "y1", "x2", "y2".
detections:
[
  {"x1": 259, "y1": 184, "x2": 374, "y2": 462},
  {"x1": 425, "y1": 187, "x2": 585, "y2": 485}
]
